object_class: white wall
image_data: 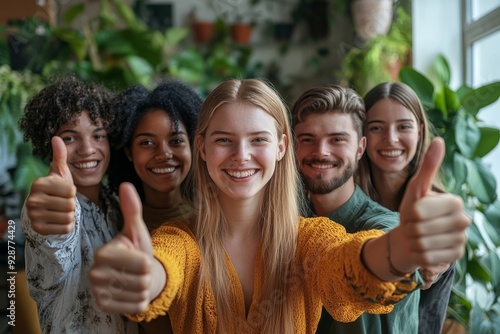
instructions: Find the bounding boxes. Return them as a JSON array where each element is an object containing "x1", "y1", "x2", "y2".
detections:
[{"x1": 413, "y1": 0, "x2": 500, "y2": 198}]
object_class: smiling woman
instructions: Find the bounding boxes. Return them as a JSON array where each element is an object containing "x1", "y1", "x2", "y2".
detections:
[{"x1": 18, "y1": 76, "x2": 139, "y2": 333}]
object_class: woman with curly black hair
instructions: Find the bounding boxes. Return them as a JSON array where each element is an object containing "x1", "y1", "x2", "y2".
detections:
[
  {"x1": 19, "y1": 76, "x2": 138, "y2": 334},
  {"x1": 108, "y1": 79, "x2": 202, "y2": 334},
  {"x1": 109, "y1": 79, "x2": 202, "y2": 232}
]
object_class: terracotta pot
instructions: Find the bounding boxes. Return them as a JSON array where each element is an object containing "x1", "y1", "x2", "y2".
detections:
[
  {"x1": 192, "y1": 21, "x2": 215, "y2": 44},
  {"x1": 231, "y1": 23, "x2": 252, "y2": 45},
  {"x1": 351, "y1": 0, "x2": 393, "y2": 41}
]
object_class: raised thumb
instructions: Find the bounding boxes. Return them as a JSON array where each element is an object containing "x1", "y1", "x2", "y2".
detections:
[
  {"x1": 119, "y1": 182, "x2": 152, "y2": 254},
  {"x1": 49, "y1": 136, "x2": 74, "y2": 184},
  {"x1": 400, "y1": 137, "x2": 445, "y2": 210}
]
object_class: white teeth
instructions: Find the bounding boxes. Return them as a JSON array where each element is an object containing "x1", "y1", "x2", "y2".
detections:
[
  {"x1": 311, "y1": 163, "x2": 334, "y2": 169},
  {"x1": 380, "y1": 150, "x2": 403, "y2": 157},
  {"x1": 227, "y1": 170, "x2": 256, "y2": 178},
  {"x1": 151, "y1": 167, "x2": 175, "y2": 174},
  {"x1": 74, "y1": 161, "x2": 98, "y2": 169}
]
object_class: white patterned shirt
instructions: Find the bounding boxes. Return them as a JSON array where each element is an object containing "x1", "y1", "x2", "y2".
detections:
[{"x1": 22, "y1": 190, "x2": 138, "y2": 334}]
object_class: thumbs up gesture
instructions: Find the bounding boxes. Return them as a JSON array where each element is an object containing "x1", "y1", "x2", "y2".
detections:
[
  {"x1": 89, "y1": 183, "x2": 163, "y2": 314},
  {"x1": 26, "y1": 136, "x2": 77, "y2": 235},
  {"x1": 389, "y1": 137, "x2": 471, "y2": 275}
]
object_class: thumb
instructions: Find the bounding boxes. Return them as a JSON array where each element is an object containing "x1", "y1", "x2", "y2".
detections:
[
  {"x1": 49, "y1": 136, "x2": 74, "y2": 184},
  {"x1": 400, "y1": 137, "x2": 445, "y2": 212},
  {"x1": 119, "y1": 182, "x2": 152, "y2": 254}
]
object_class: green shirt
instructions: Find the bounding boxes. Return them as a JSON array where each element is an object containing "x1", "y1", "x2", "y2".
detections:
[{"x1": 313, "y1": 185, "x2": 420, "y2": 334}]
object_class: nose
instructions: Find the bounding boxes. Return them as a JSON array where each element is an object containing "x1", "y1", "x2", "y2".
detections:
[
  {"x1": 385, "y1": 127, "x2": 399, "y2": 144},
  {"x1": 77, "y1": 138, "x2": 97, "y2": 156},
  {"x1": 311, "y1": 139, "x2": 329, "y2": 159},
  {"x1": 231, "y1": 141, "x2": 251, "y2": 163},
  {"x1": 155, "y1": 143, "x2": 173, "y2": 161}
]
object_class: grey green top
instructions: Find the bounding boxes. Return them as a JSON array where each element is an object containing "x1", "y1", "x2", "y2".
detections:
[{"x1": 313, "y1": 185, "x2": 420, "y2": 334}]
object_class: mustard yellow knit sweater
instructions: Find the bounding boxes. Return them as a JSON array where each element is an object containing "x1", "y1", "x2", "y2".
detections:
[{"x1": 128, "y1": 216, "x2": 417, "y2": 333}]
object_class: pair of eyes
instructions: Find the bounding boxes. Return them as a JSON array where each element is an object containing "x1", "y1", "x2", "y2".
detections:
[
  {"x1": 367, "y1": 124, "x2": 414, "y2": 132},
  {"x1": 137, "y1": 137, "x2": 186, "y2": 147},
  {"x1": 298, "y1": 137, "x2": 347, "y2": 144},
  {"x1": 61, "y1": 133, "x2": 107, "y2": 143},
  {"x1": 214, "y1": 137, "x2": 270, "y2": 144}
]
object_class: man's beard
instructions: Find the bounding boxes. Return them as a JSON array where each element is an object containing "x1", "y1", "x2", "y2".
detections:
[{"x1": 301, "y1": 159, "x2": 357, "y2": 195}]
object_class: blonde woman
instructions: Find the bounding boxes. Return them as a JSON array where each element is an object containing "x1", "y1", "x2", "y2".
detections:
[{"x1": 89, "y1": 79, "x2": 469, "y2": 333}]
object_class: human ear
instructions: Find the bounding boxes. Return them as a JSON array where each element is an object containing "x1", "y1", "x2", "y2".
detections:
[
  {"x1": 357, "y1": 136, "x2": 367, "y2": 160},
  {"x1": 277, "y1": 134, "x2": 287, "y2": 161},
  {"x1": 125, "y1": 147, "x2": 132, "y2": 161},
  {"x1": 195, "y1": 134, "x2": 206, "y2": 161}
]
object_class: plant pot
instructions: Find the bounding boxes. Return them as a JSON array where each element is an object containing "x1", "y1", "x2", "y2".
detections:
[
  {"x1": 231, "y1": 23, "x2": 252, "y2": 45},
  {"x1": 351, "y1": 0, "x2": 393, "y2": 41},
  {"x1": 192, "y1": 21, "x2": 215, "y2": 44}
]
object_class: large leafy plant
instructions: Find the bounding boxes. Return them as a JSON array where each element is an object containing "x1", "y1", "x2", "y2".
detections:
[
  {"x1": 0, "y1": 65, "x2": 48, "y2": 197},
  {"x1": 400, "y1": 55, "x2": 500, "y2": 333}
]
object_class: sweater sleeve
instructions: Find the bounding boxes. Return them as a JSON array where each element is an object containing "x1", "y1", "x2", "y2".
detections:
[
  {"x1": 127, "y1": 222, "x2": 197, "y2": 322},
  {"x1": 22, "y1": 197, "x2": 81, "y2": 291},
  {"x1": 298, "y1": 216, "x2": 419, "y2": 322}
]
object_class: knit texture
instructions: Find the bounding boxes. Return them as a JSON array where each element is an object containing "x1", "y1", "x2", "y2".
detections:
[{"x1": 127, "y1": 217, "x2": 418, "y2": 333}]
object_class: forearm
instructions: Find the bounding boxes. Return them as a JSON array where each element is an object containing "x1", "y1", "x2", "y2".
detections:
[
  {"x1": 150, "y1": 257, "x2": 167, "y2": 301},
  {"x1": 361, "y1": 227, "x2": 418, "y2": 282}
]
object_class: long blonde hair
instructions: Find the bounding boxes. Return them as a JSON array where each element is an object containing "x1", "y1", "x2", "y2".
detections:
[
  {"x1": 357, "y1": 81, "x2": 443, "y2": 206},
  {"x1": 193, "y1": 79, "x2": 300, "y2": 332}
]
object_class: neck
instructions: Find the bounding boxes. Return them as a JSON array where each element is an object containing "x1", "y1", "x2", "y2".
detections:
[
  {"x1": 219, "y1": 192, "x2": 262, "y2": 240},
  {"x1": 371, "y1": 166, "x2": 408, "y2": 211},
  {"x1": 144, "y1": 187, "x2": 183, "y2": 209},
  {"x1": 309, "y1": 178, "x2": 356, "y2": 216},
  {"x1": 77, "y1": 185, "x2": 101, "y2": 208}
]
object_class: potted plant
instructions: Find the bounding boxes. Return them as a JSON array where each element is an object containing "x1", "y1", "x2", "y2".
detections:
[
  {"x1": 350, "y1": 0, "x2": 394, "y2": 41},
  {"x1": 400, "y1": 55, "x2": 500, "y2": 334},
  {"x1": 0, "y1": 65, "x2": 48, "y2": 197},
  {"x1": 338, "y1": 6, "x2": 411, "y2": 95}
]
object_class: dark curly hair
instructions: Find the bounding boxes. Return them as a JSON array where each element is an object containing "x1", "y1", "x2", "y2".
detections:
[
  {"x1": 108, "y1": 79, "x2": 202, "y2": 201},
  {"x1": 19, "y1": 76, "x2": 116, "y2": 160}
]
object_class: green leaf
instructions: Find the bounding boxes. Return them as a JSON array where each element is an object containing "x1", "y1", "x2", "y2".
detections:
[
  {"x1": 455, "y1": 111, "x2": 481, "y2": 158},
  {"x1": 125, "y1": 55, "x2": 153, "y2": 86},
  {"x1": 457, "y1": 84, "x2": 473, "y2": 101},
  {"x1": 447, "y1": 153, "x2": 468, "y2": 194},
  {"x1": 466, "y1": 159, "x2": 498, "y2": 204},
  {"x1": 62, "y1": 4, "x2": 85, "y2": 25},
  {"x1": 433, "y1": 54, "x2": 451, "y2": 86},
  {"x1": 474, "y1": 127, "x2": 500, "y2": 158},
  {"x1": 481, "y1": 217, "x2": 500, "y2": 246},
  {"x1": 164, "y1": 28, "x2": 189, "y2": 47},
  {"x1": 399, "y1": 67, "x2": 435, "y2": 108},
  {"x1": 467, "y1": 222, "x2": 486, "y2": 250},
  {"x1": 13, "y1": 154, "x2": 49, "y2": 198},
  {"x1": 470, "y1": 303, "x2": 499, "y2": 334},
  {"x1": 461, "y1": 82, "x2": 500, "y2": 117},
  {"x1": 168, "y1": 49, "x2": 205, "y2": 83},
  {"x1": 467, "y1": 256, "x2": 492, "y2": 284},
  {"x1": 115, "y1": 0, "x2": 147, "y2": 31},
  {"x1": 485, "y1": 201, "x2": 500, "y2": 235}
]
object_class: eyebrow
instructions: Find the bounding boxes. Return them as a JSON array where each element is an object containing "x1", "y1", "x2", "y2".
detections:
[
  {"x1": 58, "y1": 127, "x2": 105, "y2": 135},
  {"x1": 134, "y1": 130, "x2": 187, "y2": 138},
  {"x1": 208, "y1": 130, "x2": 273, "y2": 137},
  {"x1": 367, "y1": 118, "x2": 415, "y2": 125},
  {"x1": 296, "y1": 131, "x2": 351, "y2": 138}
]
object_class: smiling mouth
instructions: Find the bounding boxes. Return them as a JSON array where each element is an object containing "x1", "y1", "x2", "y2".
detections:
[
  {"x1": 226, "y1": 169, "x2": 257, "y2": 178},
  {"x1": 379, "y1": 150, "x2": 403, "y2": 157},
  {"x1": 150, "y1": 167, "x2": 176, "y2": 174},
  {"x1": 310, "y1": 163, "x2": 337, "y2": 169},
  {"x1": 73, "y1": 161, "x2": 99, "y2": 169}
]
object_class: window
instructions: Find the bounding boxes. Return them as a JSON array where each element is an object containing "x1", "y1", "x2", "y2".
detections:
[{"x1": 464, "y1": 0, "x2": 500, "y2": 197}]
